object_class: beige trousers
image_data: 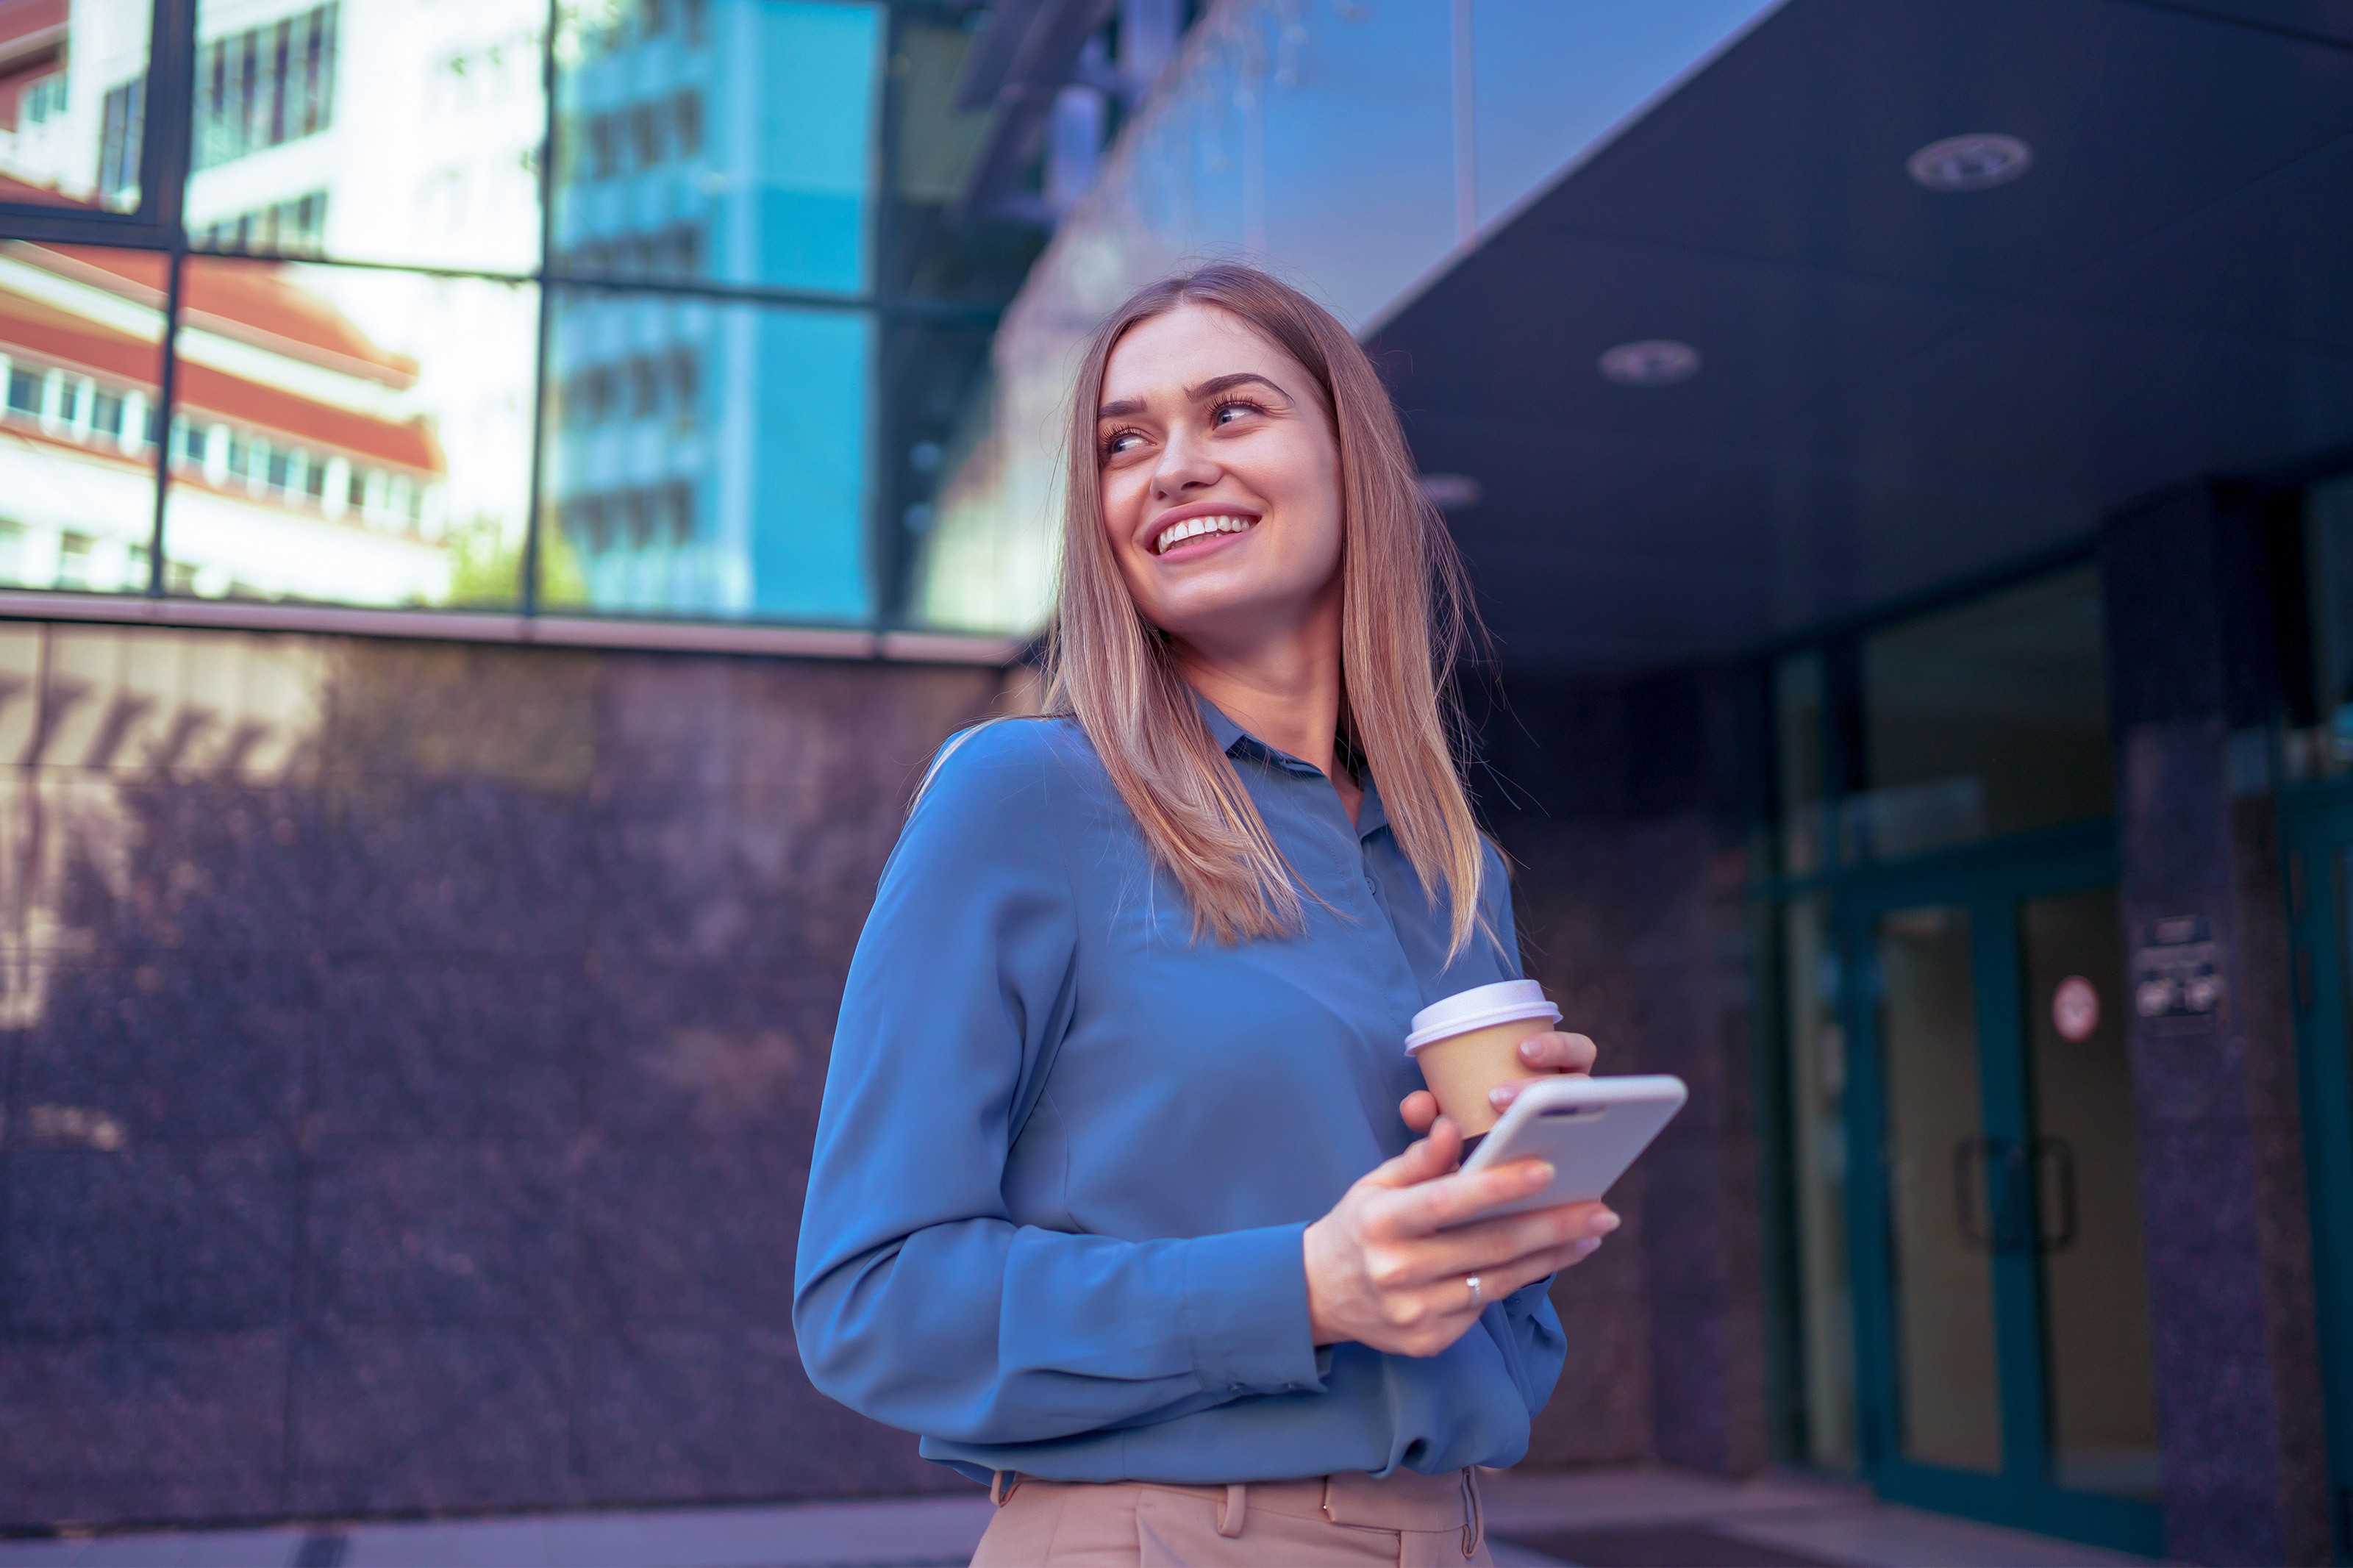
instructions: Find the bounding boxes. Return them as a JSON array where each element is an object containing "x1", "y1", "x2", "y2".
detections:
[{"x1": 968, "y1": 1467, "x2": 1492, "y2": 1567}]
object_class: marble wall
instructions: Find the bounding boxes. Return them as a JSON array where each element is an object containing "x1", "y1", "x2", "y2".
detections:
[
  {"x1": 2102, "y1": 486, "x2": 2332, "y2": 1565},
  {"x1": 0, "y1": 622, "x2": 1007, "y2": 1527},
  {"x1": 1480, "y1": 668, "x2": 1772, "y2": 1476}
]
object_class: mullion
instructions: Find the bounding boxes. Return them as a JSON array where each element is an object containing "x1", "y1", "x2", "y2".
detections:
[
  {"x1": 147, "y1": 250, "x2": 185, "y2": 596},
  {"x1": 519, "y1": 0, "x2": 563, "y2": 617}
]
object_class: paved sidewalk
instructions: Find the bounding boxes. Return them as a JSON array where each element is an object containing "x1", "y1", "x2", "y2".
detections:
[{"x1": 0, "y1": 1467, "x2": 2154, "y2": 1567}]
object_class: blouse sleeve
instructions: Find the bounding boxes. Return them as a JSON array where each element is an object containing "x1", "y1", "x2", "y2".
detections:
[
  {"x1": 1477, "y1": 840, "x2": 1571, "y2": 1416},
  {"x1": 792, "y1": 722, "x2": 1326, "y2": 1446}
]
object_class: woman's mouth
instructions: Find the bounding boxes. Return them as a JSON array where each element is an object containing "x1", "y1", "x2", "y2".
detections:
[{"x1": 1151, "y1": 513, "x2": 1259, "y2": 556}]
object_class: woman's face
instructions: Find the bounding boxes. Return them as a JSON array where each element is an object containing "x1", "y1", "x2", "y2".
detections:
[{"x1": 1096, "y1": 302, "x2": 1343, "y2": 654}]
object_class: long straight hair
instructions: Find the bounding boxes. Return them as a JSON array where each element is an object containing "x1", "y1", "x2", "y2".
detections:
[{"x1": 1041, "y1": 263, "x2": 1488, "y2": 953}]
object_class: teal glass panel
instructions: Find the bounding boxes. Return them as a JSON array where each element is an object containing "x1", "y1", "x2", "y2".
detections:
[
  {"x1": 1852, "y1": 567, "x2": 2113, "y2": 862},
  {"x1": 1784, "y1": 893, "x2": 1857, "y2": 1469},
  {"x1": 2293, "y1": 473, "x2": 2353, "y2": 780},
  {"x1": 2020, "y1": 887, "x2": 2160, "y2": 1499},
  {"x1": 1776, "y1": 650, "x2": 1827, "y2": 876},
  {"x1": 1877, "y1": 904, "x2": 2003, "y2": 1475},
  {"x1": 552, "y1": 0, "x2": 879, "y2": 294},
  {"x1": 541, "y1": 287, "x2": 871, "y2": 623}
]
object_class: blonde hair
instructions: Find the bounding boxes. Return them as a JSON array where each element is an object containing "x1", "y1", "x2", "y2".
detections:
[{"x1": 1041, "y1": 263, "x2": 1488, "y2": 953}]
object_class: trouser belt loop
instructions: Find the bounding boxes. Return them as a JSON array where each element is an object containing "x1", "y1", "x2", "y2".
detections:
[
  {"x1": 1461, "y1": 1467, "x2": 1484, "y2": 1558},
  {"x1": 990, "y1": 1469, "x2": 1021, "y2": 1508},
  {"x1": 1217, "y1": 1481, "x2": 1248, "y2": 1538}
]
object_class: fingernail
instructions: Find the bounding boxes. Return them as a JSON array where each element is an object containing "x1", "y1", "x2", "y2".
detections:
[
  {"x1": 1524, "y1": 1161, "x2": 1555, "y2": 1188},
  {"x1": 1489, "y1": 1084, "x2": 1516, "y2": 1109},
  {"x1": 1590, "y1": 1210, "x2": 1621, "y2": 1235},
  {"x1": 1573, "y1": 1238, "x2": 1602, "y2": 1257},
  {"x1": 1518, "y1": 1038, "x2": 1542, "y2": 1060}
]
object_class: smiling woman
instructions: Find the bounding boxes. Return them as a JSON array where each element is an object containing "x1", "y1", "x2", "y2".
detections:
[
  {"x1": 795, "y1": 265, "x2": 1618, "y2": 1567},
  {"x1": 1060, "y1": 266, "x2": 1485, "y2": 951}
]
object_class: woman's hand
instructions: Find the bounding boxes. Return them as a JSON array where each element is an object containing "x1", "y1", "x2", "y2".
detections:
[
  {"x1": 1399, "y1": 1029, "x2": 1598, "y2": 1136},
  {"x1": 1302, "y1": 1117, "x2": 1618, "y2": 1356}
]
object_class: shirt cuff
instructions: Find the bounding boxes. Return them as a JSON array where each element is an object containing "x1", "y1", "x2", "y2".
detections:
[{"x1": 1178, "y1": 1222, "x2": 1325, "y2": 1396}]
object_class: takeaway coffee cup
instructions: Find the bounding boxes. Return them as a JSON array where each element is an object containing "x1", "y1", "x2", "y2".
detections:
[{"x1": 1405, "y1": 980, "x2": 1563, "y2": 1137}]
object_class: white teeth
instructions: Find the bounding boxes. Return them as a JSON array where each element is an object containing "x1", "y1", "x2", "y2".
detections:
[{"x1": 1153, "y1": 514, "x2": 1254, "y2": 555}]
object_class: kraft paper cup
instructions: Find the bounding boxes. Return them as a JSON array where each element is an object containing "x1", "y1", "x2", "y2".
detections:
[{"x1": 1405, "y1": 980, "x2": 1562, "y2": 1137}]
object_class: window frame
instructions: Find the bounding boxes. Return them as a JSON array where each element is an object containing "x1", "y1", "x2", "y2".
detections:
[{"x1": 0, "y1": 0, "x2": 194, "y2": 243}]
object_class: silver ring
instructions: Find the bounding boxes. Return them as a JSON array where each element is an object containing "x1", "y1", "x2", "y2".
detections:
[{"x1": 1465, "y1": 1274, "x2": 1484, "y2": 1309}]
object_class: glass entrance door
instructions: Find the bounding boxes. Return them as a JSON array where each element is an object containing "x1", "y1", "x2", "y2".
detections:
[
  {"x1": 2279, "y1": 799, "x2": 2353, "y2": 1563},
  {"x1": 1843, "y1": 838, "x2": 2163, "y2": 1555}
]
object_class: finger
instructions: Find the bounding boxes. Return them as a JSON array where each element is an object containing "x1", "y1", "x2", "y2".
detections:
[
  {"x1": 1475, "y1": 1234, "x2": 1608, "y2": 1300},
  {"x1": 1515, "y1": 1031, "x2": 1597, "y2": 1074},
  {"x1": 1402, "y1": 1231, "x2": 1603, "y2": 1332},
  {"x1": 1490, "y1": 1076, "x2": 1572, "y2": 1113},
  {"x1": 1375, "y1": 1200, "x2": 1617, "y2": 1283},
  {"x1": 1399, "y1": 1089, "x2": 1439, "y2": 1134},
  {"x1": 1362, "y1": 1117, "x2": 1465, "y2": 1192},
  {"x1": 1377, "y1": 1155, "x2": 1559, "y2": 1237}
]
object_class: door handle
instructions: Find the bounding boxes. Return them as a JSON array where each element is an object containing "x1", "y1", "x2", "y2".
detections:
[
  {"x1": 2035, "y1": 1136, "x2": 2078, "y2": 1253},
  {"x1": 1953, "y1": 1136, "x2": 1993, "y2": 1253},
  {"x1": 1954, "y1": 1136, "x2": 2035, "y2": 1253}
]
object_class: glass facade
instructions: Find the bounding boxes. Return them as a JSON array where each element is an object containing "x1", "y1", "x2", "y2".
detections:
[
  {"x1": 932, "y1": 0, "x2": 1780, "y2": 639},
  {"x1": 0, "y1": 0, "x2": 1041, "y2": 633},
  {"x1": 2293, "y1": 473, "x2": 2353, "y2": 778},
  {"x1": 1852, "y1": 568, "x2": 2114, "y2": 862}
]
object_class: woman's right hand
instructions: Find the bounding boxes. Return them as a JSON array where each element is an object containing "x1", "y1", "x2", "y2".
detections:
[{"x1": 1301, "y1": 1117, "x2": 1618, "y2": 1357}]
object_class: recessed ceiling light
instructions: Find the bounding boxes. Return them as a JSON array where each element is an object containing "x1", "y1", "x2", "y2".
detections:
[
  {"x1": 1598, "y1": 340, "x2": 1701, "y2": 388},
  {"x1": 1420, "y1": 473, "x2": 1482, "y2": 510},
  {"x1": 1907, "y1": 133, "x2": 2033, "y2": 192}
]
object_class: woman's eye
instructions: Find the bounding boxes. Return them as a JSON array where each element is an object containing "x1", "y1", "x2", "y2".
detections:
[
  {"x1": 1212, "y1": 400, "x2": 1263, "y2": 426},
  {"x1": 1104, "y1": 429, "x2": 1142, "y2": 455}
]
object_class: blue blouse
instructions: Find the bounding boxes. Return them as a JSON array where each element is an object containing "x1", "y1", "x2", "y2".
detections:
[{"x1": 792, "y1": 700, "x2": 1566, "y2": 1485}]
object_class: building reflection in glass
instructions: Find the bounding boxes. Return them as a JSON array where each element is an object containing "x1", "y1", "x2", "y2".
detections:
[
  {"x1": 163, "y1": 256, "x2": 536, "y2": 606},
  {"x1": 0, "y1": 0, "x2": 152, "y2": 212},
  {"x1": 185, "y1": 0, "x2": 546, "y2": 273},
  {"x1": 550, "y1": 0, "x2": 877, "y2": 294},
  {"x1": 543, "y1": 287, "x2": 870, "y2": 622},
  {"x1": 0, "y1": 236, "x2": 163, "y2": 591}
]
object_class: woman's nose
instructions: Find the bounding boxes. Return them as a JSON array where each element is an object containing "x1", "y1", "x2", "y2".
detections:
[{"x1": 1153, "y1": 439, "x2": 1219, "y2": 497}]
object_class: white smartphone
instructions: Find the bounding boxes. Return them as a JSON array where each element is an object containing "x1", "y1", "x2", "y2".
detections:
[{"x1": 1446, "y1": 1074, "x2": 1688, "y2": 1227}]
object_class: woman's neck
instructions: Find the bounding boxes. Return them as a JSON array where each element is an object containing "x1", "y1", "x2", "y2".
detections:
[{"x1": 1173, "y1": 588, "x2": 1360, "y2": 820}]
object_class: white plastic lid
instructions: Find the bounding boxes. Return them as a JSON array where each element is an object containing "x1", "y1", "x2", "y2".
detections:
[{"x1": 1405, "y1": 979, "x2": 1560, "y2": 1053}]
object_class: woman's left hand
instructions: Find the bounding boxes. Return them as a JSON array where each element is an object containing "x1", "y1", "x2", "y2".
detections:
[{"x1": 1399, "y1": 1029, "x2": 1599, "y2": 1134}]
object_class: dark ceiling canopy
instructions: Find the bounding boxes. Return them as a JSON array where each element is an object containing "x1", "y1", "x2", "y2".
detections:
[{"x1": 1372, "y1": 0, "x2": 2353, "y2": 673}]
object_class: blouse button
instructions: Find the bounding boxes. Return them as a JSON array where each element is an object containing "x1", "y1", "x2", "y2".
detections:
[{"x1": 1363, "y1": 873, "x2": 1379, "y2": 896}]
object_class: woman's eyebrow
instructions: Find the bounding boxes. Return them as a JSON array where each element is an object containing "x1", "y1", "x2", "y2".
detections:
[
  {"x1": 1185, "y1": 371, "x2": 1289, "y2": 403},
  {"x1": 1097, "y1": 372, "x2": 1289, "y2": 422}
]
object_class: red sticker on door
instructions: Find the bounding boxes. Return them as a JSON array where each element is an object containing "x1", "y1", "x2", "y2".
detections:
[{"x1": 2052, "y1": 975, "x2": 2100, "y2": 1042}]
